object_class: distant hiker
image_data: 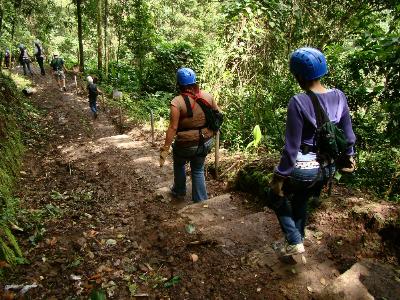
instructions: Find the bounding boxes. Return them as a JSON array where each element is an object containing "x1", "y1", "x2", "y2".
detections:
[
  {"x1": 269, "y1": 47, "x2": 356, "y2": 257},
  {"x1": 50, "y1": 52, "x2": 67, "y2": 91},
  {"x1": 160, "y1": 67, "x2": 222, "y2": 202},
  {"x1": 4, "y1": 49, "x2": 11, "y2": 69},
  {"x1": 34, "y1": 40, "x2": 45, "y2": 75},
  {"x1": 86, "y1": 76, "x2": 102, "y2": 119},
  {"x1": 18, "y1": 44, "x2": 33, "y2": 76}
]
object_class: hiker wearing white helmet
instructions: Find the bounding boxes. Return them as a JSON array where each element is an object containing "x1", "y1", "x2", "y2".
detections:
[
  {"x1": 86, "y1": 76, "x2": 102, "y2": 119},
  {"x1": 50, "y1": 52, "x2": 67, "y2": 91}
]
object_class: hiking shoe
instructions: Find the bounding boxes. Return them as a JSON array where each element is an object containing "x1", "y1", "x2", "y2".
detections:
[
  {"x1": 170, "y1": 186, "x2": 185, "y2": 200},
  {"x1": 281, "y1": 242, "x2": 305, "y2": 256}
]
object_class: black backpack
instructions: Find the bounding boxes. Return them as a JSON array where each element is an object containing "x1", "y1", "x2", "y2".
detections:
[
  {"x1": 308, "y1": 90, "x2": 350, "y2": 163},
  {"x1": 178, "y1": 93, "x2": 223, "y2": 156},
  {"x1": 182, "y1": 94, "x2": 223, "y2": 132},
  {"x1": 35, "y1": 44, "x2": 42, "y2": 58}
]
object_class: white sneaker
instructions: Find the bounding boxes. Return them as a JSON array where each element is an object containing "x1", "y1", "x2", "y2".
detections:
[{"x1": 281, "y1": 242, "x2": 305, "y2": 256}]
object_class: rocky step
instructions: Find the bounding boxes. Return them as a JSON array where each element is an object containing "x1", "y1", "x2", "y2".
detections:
[
  {"x1": 178, "y1": 193, "x2": 255, "y2": 228},
  {"x1": 180, "y1": 192, "x2": 345, "y2": 294},
  {"x1": 155, "y1": 181, "x2": 192, "y2": 203},
  {"x1": 317, "y1": 259, "x2": 400, "y2": 300}
]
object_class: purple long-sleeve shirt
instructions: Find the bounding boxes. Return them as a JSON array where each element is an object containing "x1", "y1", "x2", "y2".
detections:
[{"x1": 276, "y1": 88, "x2": 356, "y2": 176}]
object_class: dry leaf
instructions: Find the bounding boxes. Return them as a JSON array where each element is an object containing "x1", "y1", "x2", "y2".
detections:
[
  {"x1": 0, "y1": 261, "x2": 11, "y2": 268},
  {"x1": 144, "y1": 263, "x2": 153, "y2": 271},
  {"x1": 307, "y1": 286, "x2": 313, "y2": 292},
  {"x1": 320, "y1": 278, "x2": 326, "y2": 285},
  {"x1": 190, "y1": 253, "x2": 199, "y2": 262},
  {"x1": 46, "y1": 237, "x2": 57, "y2": 246},
  {"x1": 301, "y1": 255, "x2": 307, "y2": 265}
]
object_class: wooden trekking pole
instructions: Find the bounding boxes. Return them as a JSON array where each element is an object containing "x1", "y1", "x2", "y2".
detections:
[
  {"x1": 215, "y1": 131, "x2": 220, "y2": 179},
  {"x1": 119, "y1": 99, "x2": 123, "y2": 131},
  {"x1": 150, "y1": 109, "x2": 155, "y2": 146},
  {"x1": 101, "y1": 94, "x2": 105, "y2": 112},
  {"x1": 74, "y1": 75, "x2": 78, "y2": 94}
]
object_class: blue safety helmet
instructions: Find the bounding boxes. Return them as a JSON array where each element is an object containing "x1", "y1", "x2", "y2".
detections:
[
  {"x1": 18, "y1": 44, "x2": 24, "y2": 49},
  {"x1": 289, "y1": 47, "x2": 328, "y2": 81},
  {"x1": 176, "y1": 67, "x2": 196, "y2": 86}
]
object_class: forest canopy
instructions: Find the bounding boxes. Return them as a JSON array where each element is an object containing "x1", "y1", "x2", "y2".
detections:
[{"x1": 0, "y1": 0, "x2": 399, "y2": 200}]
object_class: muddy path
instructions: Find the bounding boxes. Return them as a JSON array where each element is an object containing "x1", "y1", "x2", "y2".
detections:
[{"x1": 3, "y1": 70, "x2": 400, "y2": 299}]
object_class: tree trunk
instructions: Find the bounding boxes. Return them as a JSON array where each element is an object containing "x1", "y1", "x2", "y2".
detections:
[
  {"x1": 97, "y1": 0, "x2": 103, "y2": 74},
  {"x1": 104, "y1": 0, "x2": 109, "y2": 80},
  {"x1": 11, "y1": 0, "x2": 22, "y2": 41},
  {"x1": 0, "y1": 7, "x2": 4, "y2": 37},
  {"x1": 76, "y1": 0, "x2": 84, "y2": 72}
]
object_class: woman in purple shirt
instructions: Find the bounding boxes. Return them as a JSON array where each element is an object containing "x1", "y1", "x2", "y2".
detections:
[{"x1": 270, "y1": 47, "x2": 356, "y2": 256}]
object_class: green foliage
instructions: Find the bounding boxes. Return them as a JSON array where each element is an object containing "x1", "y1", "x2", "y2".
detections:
[
  {"x1": 164, "y1": 276, "x2": 181, "y2": 288},
  {"x1": 246, "y1": 125, "x2": 263, "y2": 150},
  {"x1": 235, "y1": 159, "x2": 276, "y2": 200},
  {"x1": 145, "y1": 40, "x2": 205, "y2": 93}
]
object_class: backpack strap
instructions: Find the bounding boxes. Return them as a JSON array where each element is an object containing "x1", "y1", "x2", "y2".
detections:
[
  {"x1": 183, "y1": 95, "x2": 193, "y2": 118},
  {"x1": 37, "y1": 45, "x2": 42, "y2": 57},
  {"x1": 195, "y1": 98, "x2": 211, "y2": 115},
  {"x1": 307, "y1": 90, "x2": 330, "y2": 127},
  {"x1": 195, "y1": 97, "x2": 212, "y2": 108}
]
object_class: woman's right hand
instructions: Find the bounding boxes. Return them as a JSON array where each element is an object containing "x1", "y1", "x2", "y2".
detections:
[
  {"x1": 159, "y1": 146, "x2": 169, "y2": 167},
  {"x1": 270, "y1": 173, "x2": 286, "y2": 197}
]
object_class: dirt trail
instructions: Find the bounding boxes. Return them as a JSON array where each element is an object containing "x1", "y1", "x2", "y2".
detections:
[{"x1": 3, "y1": 69, "x2": 399, "y2": 299}]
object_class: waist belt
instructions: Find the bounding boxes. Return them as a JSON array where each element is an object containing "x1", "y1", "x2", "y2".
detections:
[
  {"x1": 175, "y1": 137, "x2": 211, "y2": 147},
  {"x1": 177, "y1": 125, "x2": 207, "y2": 133},
  {"x1": 295, "y1": 160, "x2": 320, "y2": 169},
  {"x1": 300, "y1": 144, "x2": 317, "y2": 154}
]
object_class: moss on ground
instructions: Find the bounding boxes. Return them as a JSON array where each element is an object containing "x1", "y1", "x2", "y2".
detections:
[{"x1": 0, "y1": 72, "x2": 38, "y2": 267}]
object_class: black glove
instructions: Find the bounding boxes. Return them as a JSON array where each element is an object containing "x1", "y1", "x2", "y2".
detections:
[
  {"x1": 270, "y1": 172, "x2": 286, "y2": 197},
  {"x1": 336, "y1": 155, "x2": 356, "y2": 173}
]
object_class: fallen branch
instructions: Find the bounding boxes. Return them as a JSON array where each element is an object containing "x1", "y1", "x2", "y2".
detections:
[{"x1": 219, "y1": 160, "x2": 243, "y2": 178}]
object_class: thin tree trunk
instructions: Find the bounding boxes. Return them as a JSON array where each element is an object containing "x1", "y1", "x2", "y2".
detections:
[
  {"x1": 104, "y1": 0, "x2": 109, "y2": 80},
  {"x1": 11, "y1": 0, "x2": 22, "y2": 41},
  {"x1": 76, "y1": 0, "x2": 85, "y2": 72},
  {"x1": 0, "y1": 7, "x2": 4, "y2": 37},
  {"x1": 97, "y1": 0, "x2": 103, "y2": 74}
]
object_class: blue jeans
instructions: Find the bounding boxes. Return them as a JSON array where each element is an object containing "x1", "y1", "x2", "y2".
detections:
[
  {"x1": 22, "y1": 59, "x2": 32, "y2": 76},
  {"x1": 273, "y1": 165, "x2": 334, "y2": 245},
  {"x1": 89, "y1": 99, "x2": 97, "y2": 114},
  {"x1": 172, "y1": 139, "x2": 213, "y2": 202}
]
